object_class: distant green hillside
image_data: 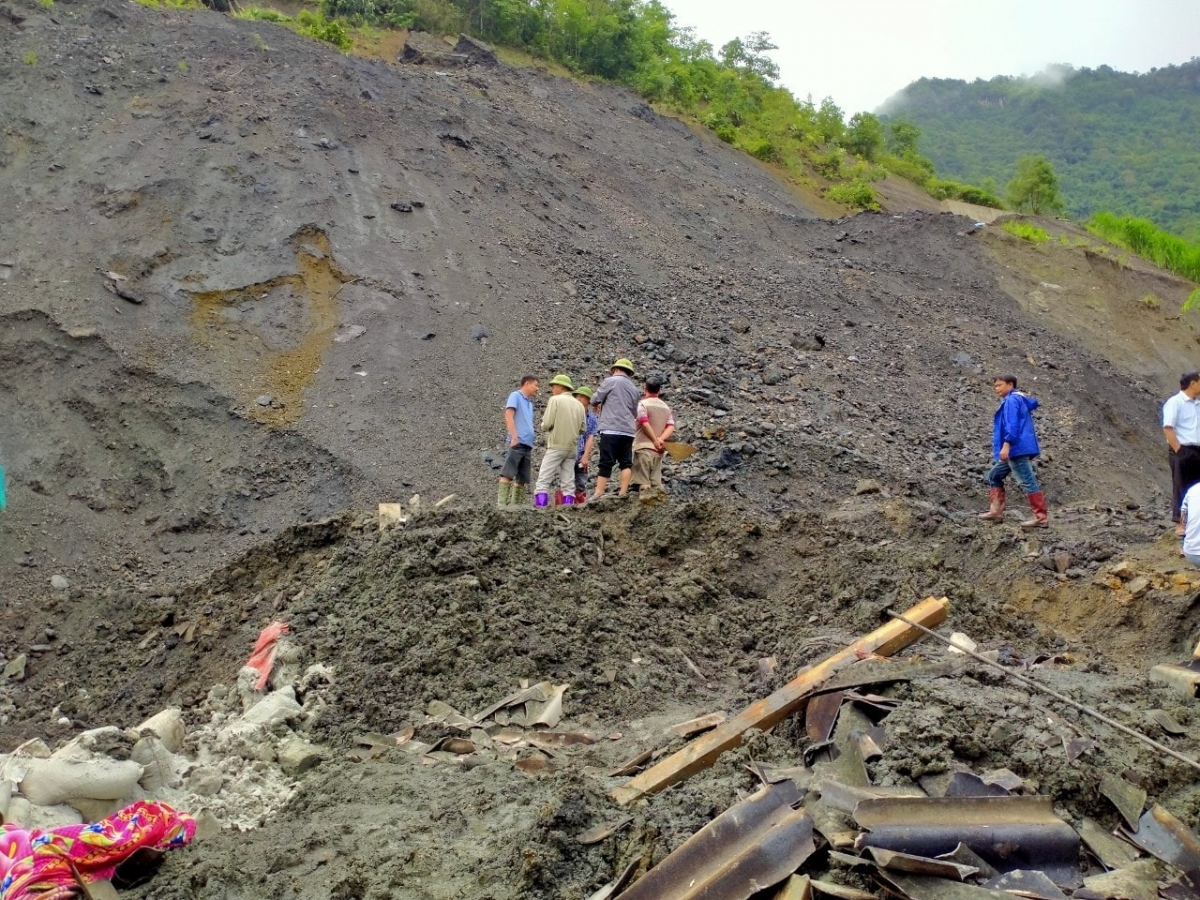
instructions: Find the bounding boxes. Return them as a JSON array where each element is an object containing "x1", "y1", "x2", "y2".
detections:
[{"x1": 883, "y1": 60, "x2": 1200, "y2": 240}]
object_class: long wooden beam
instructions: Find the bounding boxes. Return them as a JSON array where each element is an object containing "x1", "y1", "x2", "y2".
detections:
[{"x1": 611, "y1": 596, "x2": 950, "y2": 805}]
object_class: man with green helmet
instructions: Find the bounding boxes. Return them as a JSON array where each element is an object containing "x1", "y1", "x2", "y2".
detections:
[
  {"x1": 533, "y1": 373, "x2": 586, "y2": 507},
  {"x1": 591, "y1": 358, "x2": 641, "y2": 499},
  {"x1": 573, "y1": 385, "x2": 598, "y2": 503}
]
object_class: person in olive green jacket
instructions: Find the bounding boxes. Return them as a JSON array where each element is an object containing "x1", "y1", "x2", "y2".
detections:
[{"x1": 533, "y1": 374, "x2": 586, "y2": 507}]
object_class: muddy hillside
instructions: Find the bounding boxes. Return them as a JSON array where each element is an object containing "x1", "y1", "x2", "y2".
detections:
[
  {"x1": 0, "y1": 0, "x2": 1189, "y2": 593},
  {"x1": 2, "y1": 2, "x2": 1200, "y2": 900}
]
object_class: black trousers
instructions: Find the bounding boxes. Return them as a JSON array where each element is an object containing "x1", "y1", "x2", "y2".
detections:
[{"x1": 1170, "y1": 445, "x2": 1200, "y2": 520}]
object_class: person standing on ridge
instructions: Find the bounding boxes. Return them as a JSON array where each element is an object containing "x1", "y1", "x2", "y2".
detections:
[
  {"x1": 632, "y1": 376, "x2": 675, "y2": 494},
  {"x1": 533, "y1": 374, "x2": 585, "y2": 507},
  {"x1": 1162, "y1": 372, "x2": 1200, "y2": 536},
  {"x1": 573, "y1": 385, "x2": 598, "y2": 504},
  {"x1": 978, "y1": 375, "x2": 1048, "y2": 529},
  {"x1": 497, "y1": 375, "x2": 539, "y2": 507},
  {"x1": 591, "y1": 358, "x2": 641, "y2": 499}
]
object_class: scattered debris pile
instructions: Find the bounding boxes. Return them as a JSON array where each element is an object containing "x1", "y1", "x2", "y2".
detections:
[
  {"x1": 349, "y1": 680, "x2": 598, "y2": 776},
  {"x1": 4, "y1": 503, "x2": 1199, "y2": 899},
  {"x1": 0, "y1": 633, "x2": 336, "y2": 837},
  {"x1": 591, "y1": 601, "x2": 1200, "y2": 900}
]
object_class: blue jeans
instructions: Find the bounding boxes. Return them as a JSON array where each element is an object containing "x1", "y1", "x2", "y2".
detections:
[{"x1": 987, "y1": 456, "x2": 1040, "y2": 493}]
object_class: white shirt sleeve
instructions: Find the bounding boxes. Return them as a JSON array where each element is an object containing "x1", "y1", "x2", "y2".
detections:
[{"x1": 1164, "y1": 394, "x2": 1181, "y2": 429}]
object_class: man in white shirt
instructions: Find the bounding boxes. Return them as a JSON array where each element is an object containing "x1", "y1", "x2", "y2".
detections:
[
  {"x1": 1163, "y1": 372, "x2": 1200, "y2": 535},
  {"x1": 1181, "y1": 482, "x2": 1200, "y2": 565}
]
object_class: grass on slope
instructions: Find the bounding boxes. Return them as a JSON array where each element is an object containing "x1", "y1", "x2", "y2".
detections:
[{"x1": 1088, "y1": 212, "x2": 1200, "y2": 283}]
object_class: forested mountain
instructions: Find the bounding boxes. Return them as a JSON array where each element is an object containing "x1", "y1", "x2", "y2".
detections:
[{"x1": 883, "y1": 60, "x2": 1200, "y2": 239}]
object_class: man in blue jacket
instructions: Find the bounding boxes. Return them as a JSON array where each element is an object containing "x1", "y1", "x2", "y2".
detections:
[{"x1": 978, "y1": 375, "x2": 1048, "y2": 528}]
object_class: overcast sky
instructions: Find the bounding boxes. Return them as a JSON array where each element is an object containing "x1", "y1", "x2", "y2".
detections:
[{"x1": 664, "y1": 0, "x2": 1200, "y2": 116}]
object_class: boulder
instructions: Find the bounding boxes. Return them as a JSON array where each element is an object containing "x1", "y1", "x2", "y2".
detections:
[
  {"x1": 132, "y1": 735, "x2": 175, "y2": 792},
  {"x1": 1126, "y1": 576, "x2": 1151, "y2": 598},
  {"x1": 241, "y1": 687, "x2": 302, "y2": 727},
  {"x1": 138, "y1": 708, "x2": 186, "y2": 753},
  {"x1": 4, "y1": 797, "x2": 84, "y2": 829},
  {"x1": 12, "y1": 738, "x2": 51, "y2": 758},
  {"x1": 400, "y1": 31, "x2": 469, "y2": 66},
  {"x1": 52, "y1": 726, "x2": 129, "y2": 761},
  {"x1": 3, "y1": 653, "x2": 27, "y2": 681},
  {"x1": 452, "y1": 33, "x2": 498, "y2": 67},
  {"x1": 277, "y1": 736, "x2": 325, "y2": 777},
  {"x1": 186, "y1": 765, "x2": 224, "y2": 797},
  {"x1": 18, "y1": 757, "x2": 143, "y2": 806}
]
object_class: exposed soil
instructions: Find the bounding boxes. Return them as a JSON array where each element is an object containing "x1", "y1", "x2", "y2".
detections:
[{"x1": 2, "y1": 2, "x2": 1200, "y2": 899}]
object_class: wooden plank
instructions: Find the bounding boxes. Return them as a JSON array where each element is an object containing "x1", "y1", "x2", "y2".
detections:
[
  {"x1": 776, "y1": 874, "x2": 813, "y2": 900},
  {"x1": 670, "y1": 711, "x2": 727, "y2": 738},
  {"x1": 611, "y1": 596, "x2": 950, "y2": 805}
]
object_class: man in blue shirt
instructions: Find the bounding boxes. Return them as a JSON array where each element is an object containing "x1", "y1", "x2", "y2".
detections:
[
  {"x1": 498, "y1": 375, "x2": 539, "y2": 507},
  {"x1": 979, "y1": 374, "x2": 1048, "y2": 528}
]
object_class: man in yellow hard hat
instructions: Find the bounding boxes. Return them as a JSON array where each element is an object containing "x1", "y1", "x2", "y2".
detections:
[
  {"x1": 533, "y1": 374, "x2": 585, "y2": 507},
  {"x1": 591, "y1": 358, "x2": 641, "y2": 499}
]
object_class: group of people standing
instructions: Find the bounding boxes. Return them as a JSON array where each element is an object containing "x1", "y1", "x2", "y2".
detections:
[
  {"x1": 496, "y1": 358, "x2": 676, "y2": 508},
  {"x1": 492, "y1": 364, "x2": 1200, "y2": 545}
]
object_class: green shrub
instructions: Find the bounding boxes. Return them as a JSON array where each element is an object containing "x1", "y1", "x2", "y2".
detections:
[
  {"x1": 296, "y1": 9, "x2": 351, "y2": 48},
  {"x1": 235, "y1": 7, "x2": 351, "y2": 50},
  {"x1": 745, "y1": 138, "x2": 778, "y2": 162},
  {"x1": 954, "y1": 184, "x2": 1005, "y2": 208},
  {"x1": 410, "y1": 0, "x2": 464, "y2": 32},
  {"x1": 926, "y1": 178, "x2": 1005, "y2": 209},
  {"x1": 703, "y1": 113, "x2": 737, "y2": 144},
  {"x1": 1138, "y1": 293, "x2": 1162, "y2": 309},
  {"x1": 812, "y1": 148, "x2": 843, "y2": 178},
  {"x1": 1088, "y1": 211, "x2": 1200, "y2": 282},
  {"x1": 879, "y1": 152, "x2": 935, "y2": 187},
  {"x1": 237, "y1": 7, "x2": 290, "y2": 22},
  {"x1": 22, "y1": 50, "x2": 37, "y2": 65},
  {"x1": 844, "y1": 159, "x2": 885, "y2": 183},
  {"x1": 1185, "y1": 287, "x2": 1200, "y2": 313},
  {"x1": 1001, "y1": 221, "x2": 1049, "y2": 243},
  {"x1": 826, "y1": 181, "x2": 879, "y2": 211}
]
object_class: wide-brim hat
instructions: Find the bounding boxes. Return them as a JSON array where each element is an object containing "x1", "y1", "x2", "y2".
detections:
[
  {"x1": 549, "y1": 373, "x2": 575, "y2": 390},
  {"x1": 612, "y1": 358, "x2": 635, "y2": 374},
  {"x1": 573, "y1": 385, "x2": 594, "y2": 399}
]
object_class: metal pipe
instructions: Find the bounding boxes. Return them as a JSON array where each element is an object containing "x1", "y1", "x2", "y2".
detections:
[{"x1": 885, "y1": 610, "x2": 1200, "y2": 774}]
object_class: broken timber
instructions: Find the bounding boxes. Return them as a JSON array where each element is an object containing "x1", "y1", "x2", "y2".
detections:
[{"x1": 611, "y1": 595, "x2": 950, "y2": 805}]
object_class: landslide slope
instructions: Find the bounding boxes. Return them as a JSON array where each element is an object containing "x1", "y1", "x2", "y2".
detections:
[{"x1": 0, "y1": 0, "x2": 1179, "y2": 595}]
